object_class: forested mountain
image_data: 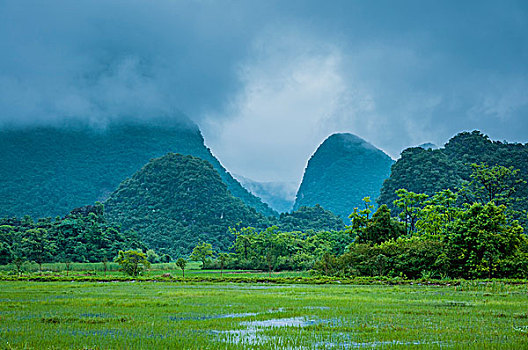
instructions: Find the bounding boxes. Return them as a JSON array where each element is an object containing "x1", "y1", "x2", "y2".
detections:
[
  {"x1": 104, "y1": 153, "x2": 271, "y2": 257},
  {"x1": 378, "y1": 130, "x2": 528, "y2": 214},
  {"x1": 293, "y1": 133, "x2": 394, "y2": 218},
  {"x1": 235, "y1": 175, "x2": 297, "y2": 213},
  {"x1": 0, "y1": 119, "x2": 275, "y2": 218}
]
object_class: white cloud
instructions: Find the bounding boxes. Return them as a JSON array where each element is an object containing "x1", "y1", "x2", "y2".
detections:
[
  {"x1": 202, "y1": 29, "x2": 377, "y2": 183},
  {"x1": 202, "y1": 30, "x2": 450, "y2": 183}
]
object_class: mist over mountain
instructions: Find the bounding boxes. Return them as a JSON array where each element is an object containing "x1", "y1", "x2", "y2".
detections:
[
  {"x1": 2, "y1": 1, "x2": 527, "y2": 188},
  {"x1": 418, "y1": 142, "x2": 439, "y2": 150},
  {"x1": 235, "y1": 175, "x2": 297, "y2": 213},
  {"x1": 294, "y1": 133, "x2": 394, "y2": 218},
  {"x1": 0, "y1": 119, "x2": 275, "y2": 218}
]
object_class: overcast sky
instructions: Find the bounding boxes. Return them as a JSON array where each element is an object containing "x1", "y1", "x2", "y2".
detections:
[{"x1": 1, "y1": 0, "x2": 527, "y2": 184}]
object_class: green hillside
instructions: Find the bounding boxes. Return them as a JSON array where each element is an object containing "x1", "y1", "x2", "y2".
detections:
[
  {"x1": 378, "y1": 130, "x2": 528, "y2": 214},
  {"x1": 104, "y1": 153, "x2": 271, "y2": 257},
  {"x1": 293, "y1": 133, "x2": 394, "y2": 218},
  {"x1": 0, "y1": 119, "x2": 275, "y2": 218}
]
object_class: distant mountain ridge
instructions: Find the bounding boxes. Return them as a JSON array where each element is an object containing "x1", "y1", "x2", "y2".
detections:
[
  {"x1": 294, "y1": 133, "x2": 394, "y2": 218},
  {"x1": 235, "y1": 174, "x2": 297, "y2": 213},
  {"x1": 418, "y1": 142, "x2": 438, "y2": 150},
  {"x1": 0, "y1": 118, "x2": 276, "y2": 218}
]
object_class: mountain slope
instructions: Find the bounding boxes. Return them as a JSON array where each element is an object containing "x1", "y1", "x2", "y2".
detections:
[
  {"x1": 104, "y1": 153, "x2": 271, "y2": 257},
  {"x1": 294, "y1": 133, "x2": 394, "y2": 218},
  {"x1": 0, "y1": 119, "x2": 276, "y2": 218}
]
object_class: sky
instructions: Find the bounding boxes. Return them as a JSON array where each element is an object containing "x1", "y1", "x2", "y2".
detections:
[{"x1": 1, "y1": 0, "x2": 527, "y2": 185}]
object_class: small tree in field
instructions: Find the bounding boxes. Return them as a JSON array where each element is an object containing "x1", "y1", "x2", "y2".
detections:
[
  {"x1": 114, "y1": 250, "x2": 150, "y2": 276},
  {"x1": 218, "y1": 253, "x2": 230, "y2": 277},
  {"x1": 102, "y1": 257, "x2": 108, "y2": 277},
  {"x1": 176, "y1": 258, "x2": 187, "y2": 278},
  {"x1": 190, "y1": 242, "x2": 213, "y2": 269}
]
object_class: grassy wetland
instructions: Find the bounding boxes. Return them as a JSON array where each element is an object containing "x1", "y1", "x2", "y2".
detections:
[{"x1": 1, "y1": 280, "x2": 527, "y2": 349}]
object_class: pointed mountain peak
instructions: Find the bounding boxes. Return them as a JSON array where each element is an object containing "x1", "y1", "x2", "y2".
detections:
[{"x1": 294, "y1": 133, "x2": 394, "y2": 218}]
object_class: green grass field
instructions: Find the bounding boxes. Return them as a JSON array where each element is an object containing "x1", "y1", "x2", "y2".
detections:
[
  {"x1": 1, "y1": 281, "x2": 527, "y2": 349},
  {"x1": 0, "y1": 261, "x2": 311, "y2": 279}
]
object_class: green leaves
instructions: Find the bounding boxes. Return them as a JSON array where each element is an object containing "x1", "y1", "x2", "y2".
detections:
[
  {"x1": 0, "y1": 205, "x2": 145, "y2": 268},
  {"x1": 190, "y1": 242, "x2": 213, "y2": 269},
  {"x1": 175, "y1": 257, "x2": 187, "y2": 277},
  {"x1": 446, "y1": 202, "x2": 524, "y2": 278},
  {"x1": 468, "y1": 163, "x2": 526, "y2": 206}
]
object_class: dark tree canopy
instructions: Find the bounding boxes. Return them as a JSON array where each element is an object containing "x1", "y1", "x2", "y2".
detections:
[
  {"x1": 0, "y1": 203, "x2": 144, "y2": 266},
  {"x1": 378, "y1": 130, "x2": 528, "y2": 220}
]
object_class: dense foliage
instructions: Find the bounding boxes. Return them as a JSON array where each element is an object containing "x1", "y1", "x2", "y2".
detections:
[
  {"x1": 225, "y1": 226, "x2": 351, "y2": 272},
  {"x1": 294, "y1": 133, "x2": 394, "y2": 218},
  {"x1": 0, "y1": 119, "x2": 275, "y2": 218},
  {"x1": 0, "y1": 203, "x2": 144, "y2": 271},
  {"x1": 379, "y1": 130, "x2": 528, "y2": 221},
  {"x1": 196, "y1": 164, "x2": 528, "y2": 279},
  {"x1": 2, "y1": 128, "x2": 526, "y2": 281},
  {"x1": 104, "y1": 153, "x2": 272, "y2": 258},
  {"x1": 315, "y1": 165, "x2": 528, "y2": 279},
  {"x1": 103, "y1": 153, "x2": 347, "y2": 258}
]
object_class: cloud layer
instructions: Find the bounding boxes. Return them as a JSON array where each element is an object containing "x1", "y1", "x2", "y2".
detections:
[{"x1": 1, "y1": 0, "x2": 527, "y2": 183}]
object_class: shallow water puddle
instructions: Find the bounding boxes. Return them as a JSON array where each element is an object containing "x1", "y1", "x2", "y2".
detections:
[
  {"x1": 214, "y1": 317, "x2": 447, "y2": 348},
  {"x1": 169, "y1": 312, "x2": 258, "y2": 321},
  {"x1": 241, "y1": 316, "x2": 318, "y2": 328},
  {"x1": 213, "y1": 316, "x2": 320, "y2": 345},
  {"x1": 304, "y1": 306, "x2": 330, "y2": 310},
  {"x1": 318, "y1": 339, "x2": 446, "y2": 348}
]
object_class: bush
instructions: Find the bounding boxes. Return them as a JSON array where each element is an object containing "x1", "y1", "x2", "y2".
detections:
[{"x1": 114, "y1": 250, "x2": 150, "y2": 276}]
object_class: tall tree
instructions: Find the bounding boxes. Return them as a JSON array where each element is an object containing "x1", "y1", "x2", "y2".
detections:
[
  {"x1": 0, "y1": 225, "x2": 15, "y2": 265},
  {"x1": 22, "y1": 228, "x2": 56, "y2": 274},
  {"x1": 393, "y1": 189, "x2": 428, "y2": 235},
  {"x1": 357, "y1": 205, "x2": 405, "y2": 244},
  {"x1": 467, "y1": 163, "x2": 526, "y2": 206},
  {"x1": 190, "y1": 242, "x2": 213, "y2": 269},
  {"x1": 176, "y1": 258, "x2": 187, "y2": 278}
]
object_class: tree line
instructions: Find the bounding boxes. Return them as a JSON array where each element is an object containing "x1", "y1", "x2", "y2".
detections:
[
  {"x1": 193, "y1": 163, "x2": 527, "y2": 279},
  {"x1": 0, "y1": 203, "x2": 147, "y2": 274},
  {"x1": 1, "y1": 163, "x2": 527, "y2": 280}
]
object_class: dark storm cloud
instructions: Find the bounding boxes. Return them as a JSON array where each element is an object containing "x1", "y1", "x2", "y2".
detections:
[
  {"x1": 0, "y1": 0, "x2": 272, "y2": 127},
  {"x1": 1, "y1": 0, "x2": 527, "y2": 182}
]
